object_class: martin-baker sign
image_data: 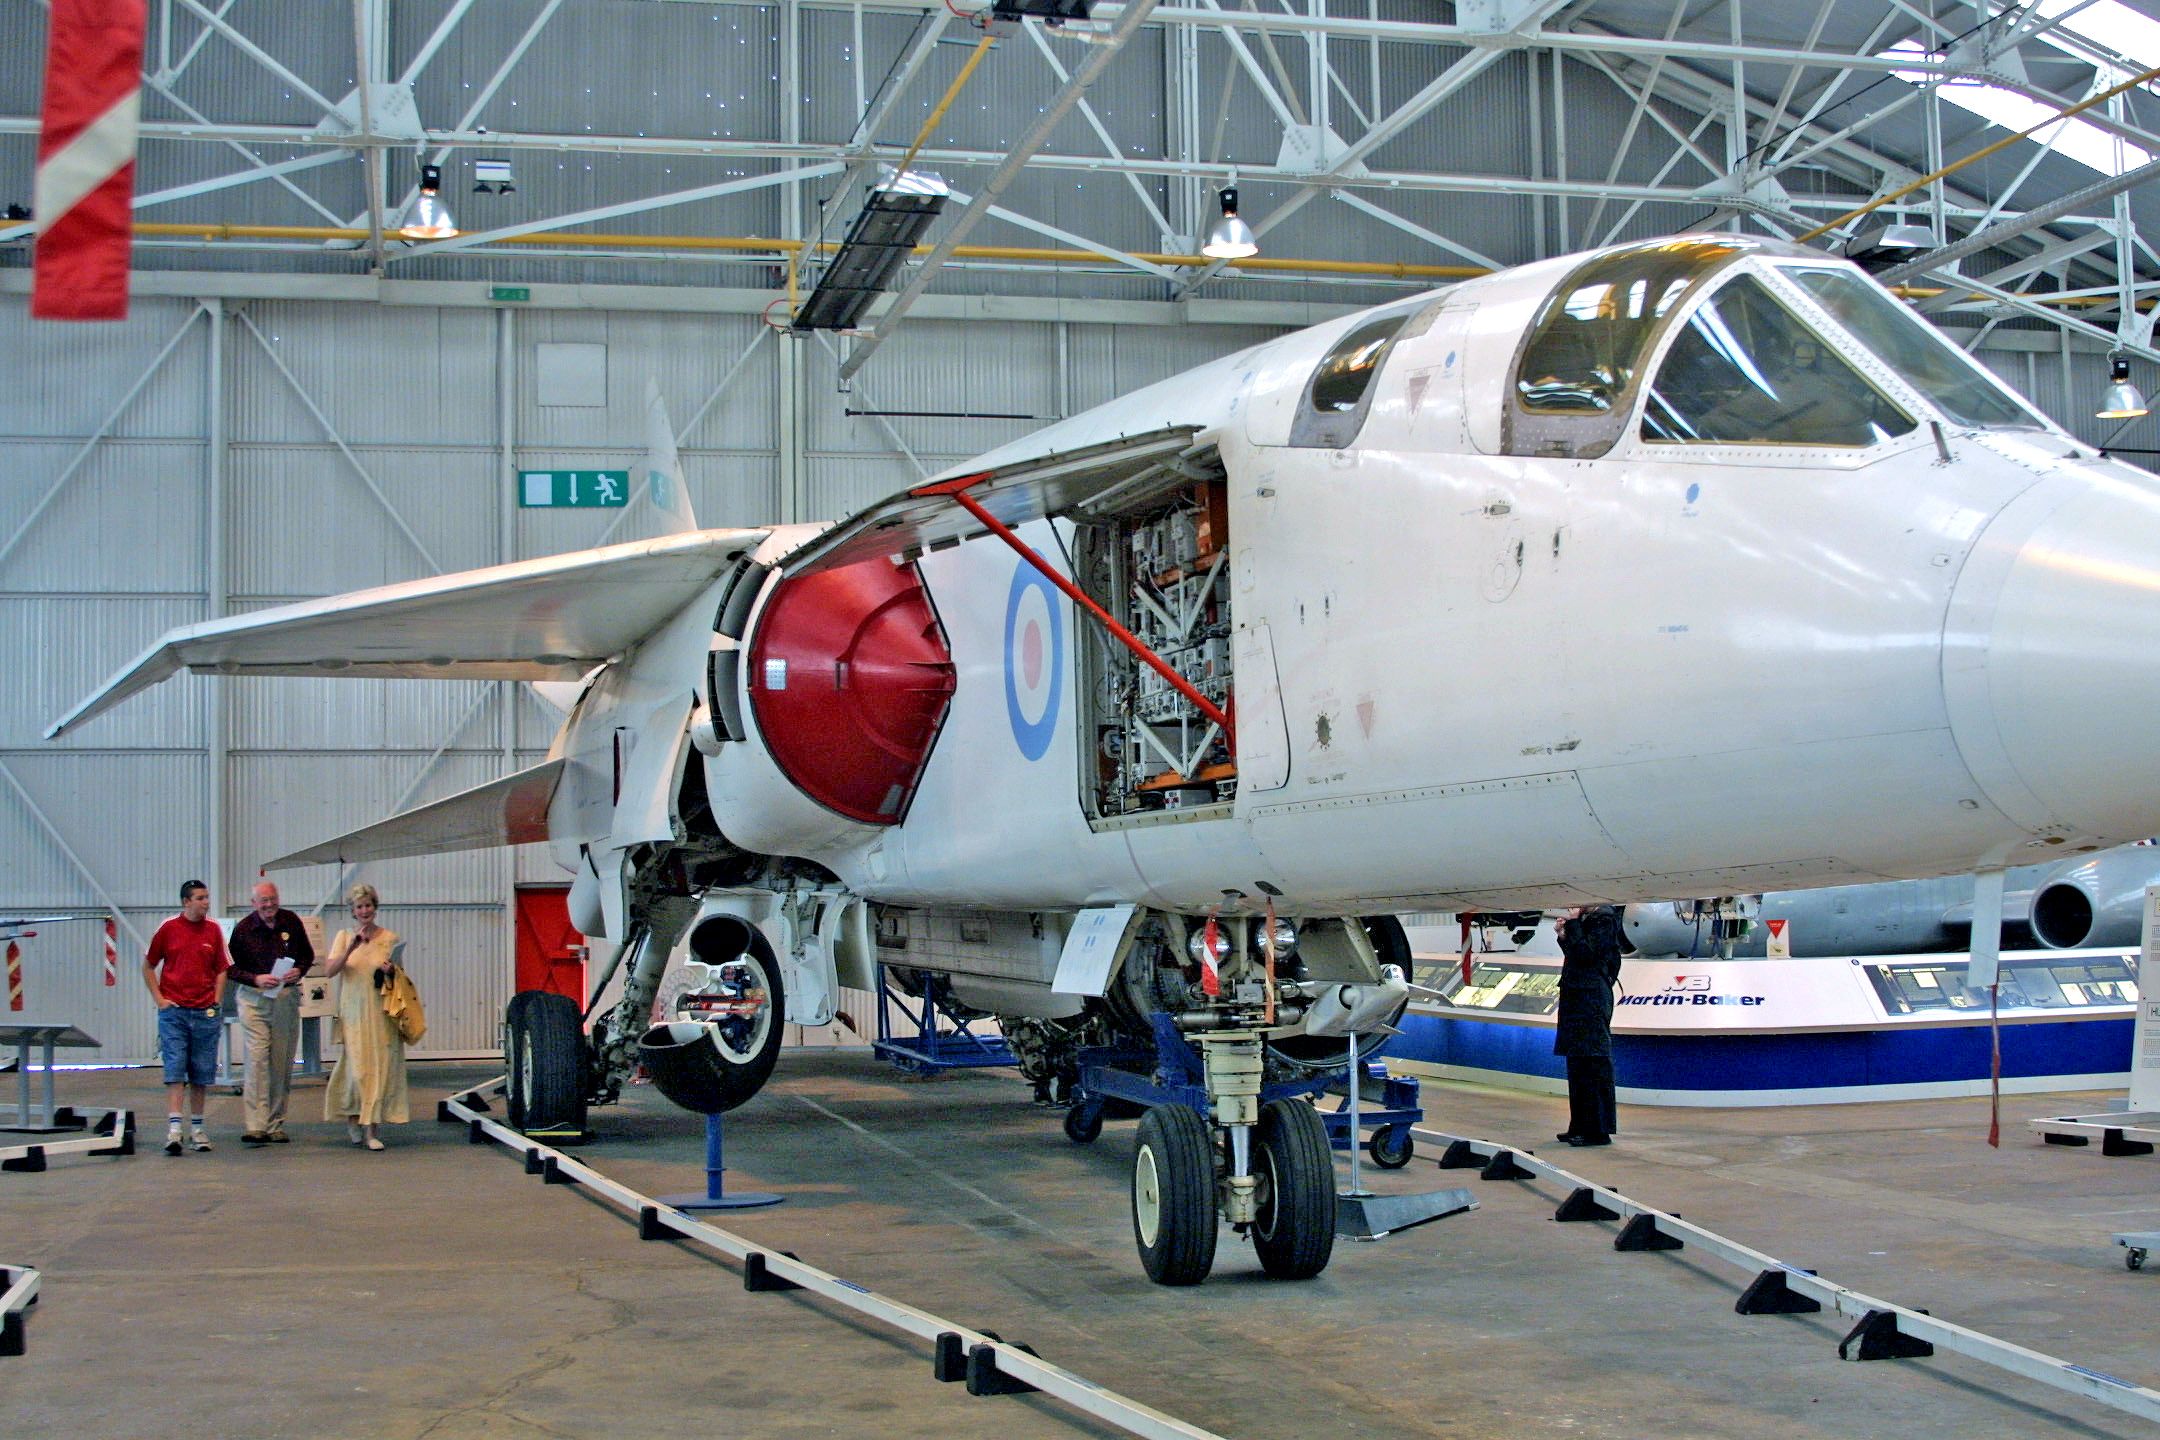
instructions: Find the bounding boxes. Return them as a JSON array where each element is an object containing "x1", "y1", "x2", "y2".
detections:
[{"x1": 1620, "y1": 973, "x2": 1768, "y2": 1008}]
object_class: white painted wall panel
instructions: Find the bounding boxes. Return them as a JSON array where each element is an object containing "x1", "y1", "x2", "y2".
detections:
[
  {"x1": 0, "y1": 299, "x2": 208, "y2": 439},
  {"x1": 228, "y1": 446, "x2": 499, "y2": 595},
  {"x1": 0, "y1": 442, "x2": 210, "y2": 594},
  {"x1": 228, "y1": 676, "x2": 503, "y2": 752},
  {"x1": 230, "y1": 305, "x2": 499, "y2": 448},
  {"x1": 0, "y1": 597, "x2": 208, "y2": 751},
  {"x1": 0, "y1": 753, "x2": 208, "y2": 907}
]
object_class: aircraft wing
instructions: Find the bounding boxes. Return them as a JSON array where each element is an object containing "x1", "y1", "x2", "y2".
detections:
[
  {"x1": 263, "y1": 758, "x2": 567, "y2": 870},
  {"x1": 46, "y1": 529, "x2": 768, "y2": 737},
  {"x1": 776, "y1": 425, "x2": 1209, "y2": 578}
]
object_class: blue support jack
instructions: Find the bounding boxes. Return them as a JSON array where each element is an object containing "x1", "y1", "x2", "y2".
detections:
[
  {"x1": 1060, "y1": 1014, "x2": 1427, "y2": 1150},
  {"x1": 658, "y1": 1110, "x2": 784, "y2": 1212},
  {"x1": 872, "y1": 963, "x2": 1016, "y2": 1075}
]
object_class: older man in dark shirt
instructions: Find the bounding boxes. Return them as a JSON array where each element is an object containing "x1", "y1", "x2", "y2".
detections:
[{"x1": 229, "y1": 880, "x2": 315, "y2": 1146}]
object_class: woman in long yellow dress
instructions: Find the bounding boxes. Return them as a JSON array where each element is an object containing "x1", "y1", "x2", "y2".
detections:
[{"x1": 321, "y1": 883, "x2": 408, "y2": 1150}]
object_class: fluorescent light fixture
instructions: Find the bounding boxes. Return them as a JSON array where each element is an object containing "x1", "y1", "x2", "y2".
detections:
[
  {"x1": 1844, "y1": 222, "x2": 1936, "y2": 271},
  {"x1": 1202, "y1": 185, "x2": 1258, "y2": 260},
  {"x1": 398, "y1": 163, "x2": 457, "y2": 240},
  {"x1": 2098, "y1": 353, "x2": 2149, "y2": 419},
  {"x1": 473, "y1": 158, "x2": 515, "y2": 195},
  {"x1": 989, "y1": 0, "x2": 1093, "y2": 20},
  {"x1": 792, "y1": 169, "x2": 950, "y2": 331}
]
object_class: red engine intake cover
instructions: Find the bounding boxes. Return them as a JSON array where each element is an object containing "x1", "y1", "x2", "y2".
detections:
[{"x1": 747, "y1": 558, "x2": 956, "y2": 825}]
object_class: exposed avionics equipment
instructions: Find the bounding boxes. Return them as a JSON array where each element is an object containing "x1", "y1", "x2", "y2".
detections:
[{"x1": 53, "y1": 235, "x2": 2160, "y2": 1285}]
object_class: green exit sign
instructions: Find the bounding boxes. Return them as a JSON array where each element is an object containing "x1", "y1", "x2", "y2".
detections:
[
  {"x1": 519, "y1": 470, "x2": 630, "y2": 508},
  {"x1": 490, "y1": 286, "x2": 531, "y2": 302}
]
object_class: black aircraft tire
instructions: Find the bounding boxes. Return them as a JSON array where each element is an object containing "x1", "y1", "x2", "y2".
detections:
[
  {"x1": 1132, "y1": 1105, "x2": 1218, "y2": 1286},
  {"x1": 502, "y1": 991, "x2": 542, "y2": 1130},
  {"x1": 1252, "y1": 1099, "x2": 1336, "y2": 1281},
  {"x1": 514, "y1": 991, "x2": 588, "y2": 1136}
]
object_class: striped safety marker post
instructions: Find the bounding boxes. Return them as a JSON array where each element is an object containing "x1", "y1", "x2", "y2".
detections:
[
  {"x1": 103, "y1": 915, "x2": 117, "y2": 986},
  {"x1": 6, "y1": 942, "x2": 22, "y2": 1012}
]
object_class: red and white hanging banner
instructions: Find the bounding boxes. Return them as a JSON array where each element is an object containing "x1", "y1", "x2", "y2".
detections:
[
  {"x1": 103, "y1": 915, "x2": 119, "y2": 986},
  {"x1": 5, "y1": 941, "x2": 22, "y2": 1012},
  {"x1": 32, "y1": 0, "x2": 146, "y2": 321}
]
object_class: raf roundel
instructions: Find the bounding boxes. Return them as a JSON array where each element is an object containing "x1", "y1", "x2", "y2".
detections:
[{"x1": 1003, "y1": 562, "x2": 1063, "y2": 761}]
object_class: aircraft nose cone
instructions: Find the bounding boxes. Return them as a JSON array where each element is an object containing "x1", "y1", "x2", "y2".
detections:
[{"x1": 1946, "y1": 474, "x2": 2160, "y2": 842}]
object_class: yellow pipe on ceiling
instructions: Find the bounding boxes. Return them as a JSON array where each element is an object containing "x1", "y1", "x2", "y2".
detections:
[
  {"x1": 129, "y1": 220, "x2": 1486, "y2": 279},
  {"x1": 127, "y1": 222, "x2": 2144, "y2": 305}
]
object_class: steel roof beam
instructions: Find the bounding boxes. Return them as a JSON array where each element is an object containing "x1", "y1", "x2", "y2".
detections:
[{"x1": 837, "y1": 0, "x2": 1162, "y2": 381}]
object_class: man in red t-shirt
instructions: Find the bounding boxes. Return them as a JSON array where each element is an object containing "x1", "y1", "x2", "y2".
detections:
[{"x1": 143, "y1": 879, "x2": 230, "y2": 1155}]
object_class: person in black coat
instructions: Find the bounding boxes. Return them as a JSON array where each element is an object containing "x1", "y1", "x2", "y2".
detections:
[{"x1": 1554, "y1": 905, "x2": 1623, "y2": 1147}]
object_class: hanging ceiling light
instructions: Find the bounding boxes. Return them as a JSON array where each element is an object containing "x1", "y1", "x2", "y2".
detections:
[
  {"x1": 397, "y1": 163, "x2": 458, "y2": 240},
  {"x1": 2097, "y1": 352, "x2": 2149, "y2": 420},
  {"x1": 1201, "y1": 183, "x2": 1257, "y2": 260}
]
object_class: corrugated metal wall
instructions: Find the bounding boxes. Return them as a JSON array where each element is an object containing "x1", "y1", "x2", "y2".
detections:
[{"x1": 0, "y1": 296, "x2": 2143, "y2": 1064}]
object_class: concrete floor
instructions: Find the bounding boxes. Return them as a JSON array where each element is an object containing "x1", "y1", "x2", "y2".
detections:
[{"x1": 4, "y1": 1053, "x2": 2158, "y2": 1440}]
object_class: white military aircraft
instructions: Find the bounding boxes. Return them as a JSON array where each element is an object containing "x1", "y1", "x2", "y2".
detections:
[{"x1": 49, "y1": 234, "x2": 2160, "y2": 1284}]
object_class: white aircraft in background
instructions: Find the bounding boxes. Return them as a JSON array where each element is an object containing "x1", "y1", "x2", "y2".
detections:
[
  {"x1": 49, "y1": 233, "x2": 2160, "y2": 1284},
  {"x1": 1624, "y1": 841, "x2": 2160, "y2": 958}
]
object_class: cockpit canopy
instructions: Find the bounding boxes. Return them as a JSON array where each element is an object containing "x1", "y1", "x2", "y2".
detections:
[{"x1": 1503, "y1": 236, "x2": 2046, "y2": 459}]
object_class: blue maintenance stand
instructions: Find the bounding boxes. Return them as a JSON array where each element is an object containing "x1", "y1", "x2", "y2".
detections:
[
  {"x1": 658, "y1": 1111, "x2": 783, "y2": 1212},
  {"x1": 1058, "y1": 1013, "x2": 1422, "y2": 1151},
  {"x1": 1320, "y1": 1062, "x2": 1423, "y2": 1169},
  {"x1": 872, "y1": 963, "x2": 1016, "y2": 1075}
]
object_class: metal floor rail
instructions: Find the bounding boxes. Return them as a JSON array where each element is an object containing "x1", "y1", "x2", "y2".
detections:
[
  {"x1": 1411, "y1": 1125, "x2": 2160, "y2": 1428},
  {"x1": 0, "y1": 1107, "x2": 135, "y2": 1172},
  {"x1": 1, "y1": 1264, "x2": 39, "y2": 1357},
  {"x1": 440, "y1": 1081, "x2": 1225, "y2": 1440}
]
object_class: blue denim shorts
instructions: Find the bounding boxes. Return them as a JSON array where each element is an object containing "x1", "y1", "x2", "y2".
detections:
[{"x1": 158, "y1": 1007, "x2": 221, "y2": 1087}]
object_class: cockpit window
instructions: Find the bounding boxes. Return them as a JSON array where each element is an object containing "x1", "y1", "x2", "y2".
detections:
[
  {"x1": 1514, "y1": 239, "x2": 1752, "y2": 416},
  {"x1": 1641, "y1": 274, "x2": 1917, "y2": 447},
  {"x1": 1785, "y1": 266, "x2": 2045, "y2": 431},
  {"x1": 1289, "y1": 311, "x2": 1411, "y2": 448},
  {"x1": 1312, "y1": 317, "x2": 1401, "y2": 411}
]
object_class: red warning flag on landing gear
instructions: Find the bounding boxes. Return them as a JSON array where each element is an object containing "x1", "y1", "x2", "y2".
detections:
[
  {"x1": 32, "y1": 0, "x2": 146, "y2": 321},
  {"x1": 1199, "y1": 909, "x2": 1222, "y2": 998}
]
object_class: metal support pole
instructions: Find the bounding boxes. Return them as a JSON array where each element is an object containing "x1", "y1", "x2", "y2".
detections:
[
  {"x1": 657, "y1": 1110, "x2": 784, "y2": 1210},
  {"x1": 1342, "y1": 1030, "x2": 1368, "y2": 1197},
  {"x1": 206, "y1": 299, "x2": 228, "y2": 919}
]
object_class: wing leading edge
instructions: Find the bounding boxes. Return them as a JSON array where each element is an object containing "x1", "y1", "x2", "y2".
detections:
[{"x1": 46, "y1": 528, "x2": 769, "y2": 738}]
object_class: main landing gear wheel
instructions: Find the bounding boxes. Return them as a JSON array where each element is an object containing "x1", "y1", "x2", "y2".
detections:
[
  {"x1": 2129, "y1": 1247, "x2": 2148, "y2": 1272},
  {"x1": 1252, "y1": 1099, "x2": 1336, "y2": 1280},
  {"x1": 506, "y1": 991, "x2": 587, "y2": 1136},
  {"x1": 502, "y1": 991, "x2": 540, "y2": 1130},
  {"x1": 1132, "y1": 1105, "x2": 1218, "y2": 1286}
]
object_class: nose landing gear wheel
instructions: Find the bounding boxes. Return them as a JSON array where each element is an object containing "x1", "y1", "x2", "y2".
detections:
[
  {"x1": 1132, "y1": 1105, "x2": 1218, "y2": 1286},
  {"x1": 1252, "y1": 1099, "x2": 1335, "y2": 1280}
]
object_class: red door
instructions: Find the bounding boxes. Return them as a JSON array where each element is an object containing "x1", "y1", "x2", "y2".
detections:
[{"x1": 514, "y1": 886, "x2": 587, "y2": 1003}]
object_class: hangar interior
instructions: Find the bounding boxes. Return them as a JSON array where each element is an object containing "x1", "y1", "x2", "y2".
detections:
[
  {"x1": 8, "y1": 5, "x2": 2160, "y2": 1438},
  {"x1": 4, "y1": 0, "x2": 2157, "y2": 1061}
]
